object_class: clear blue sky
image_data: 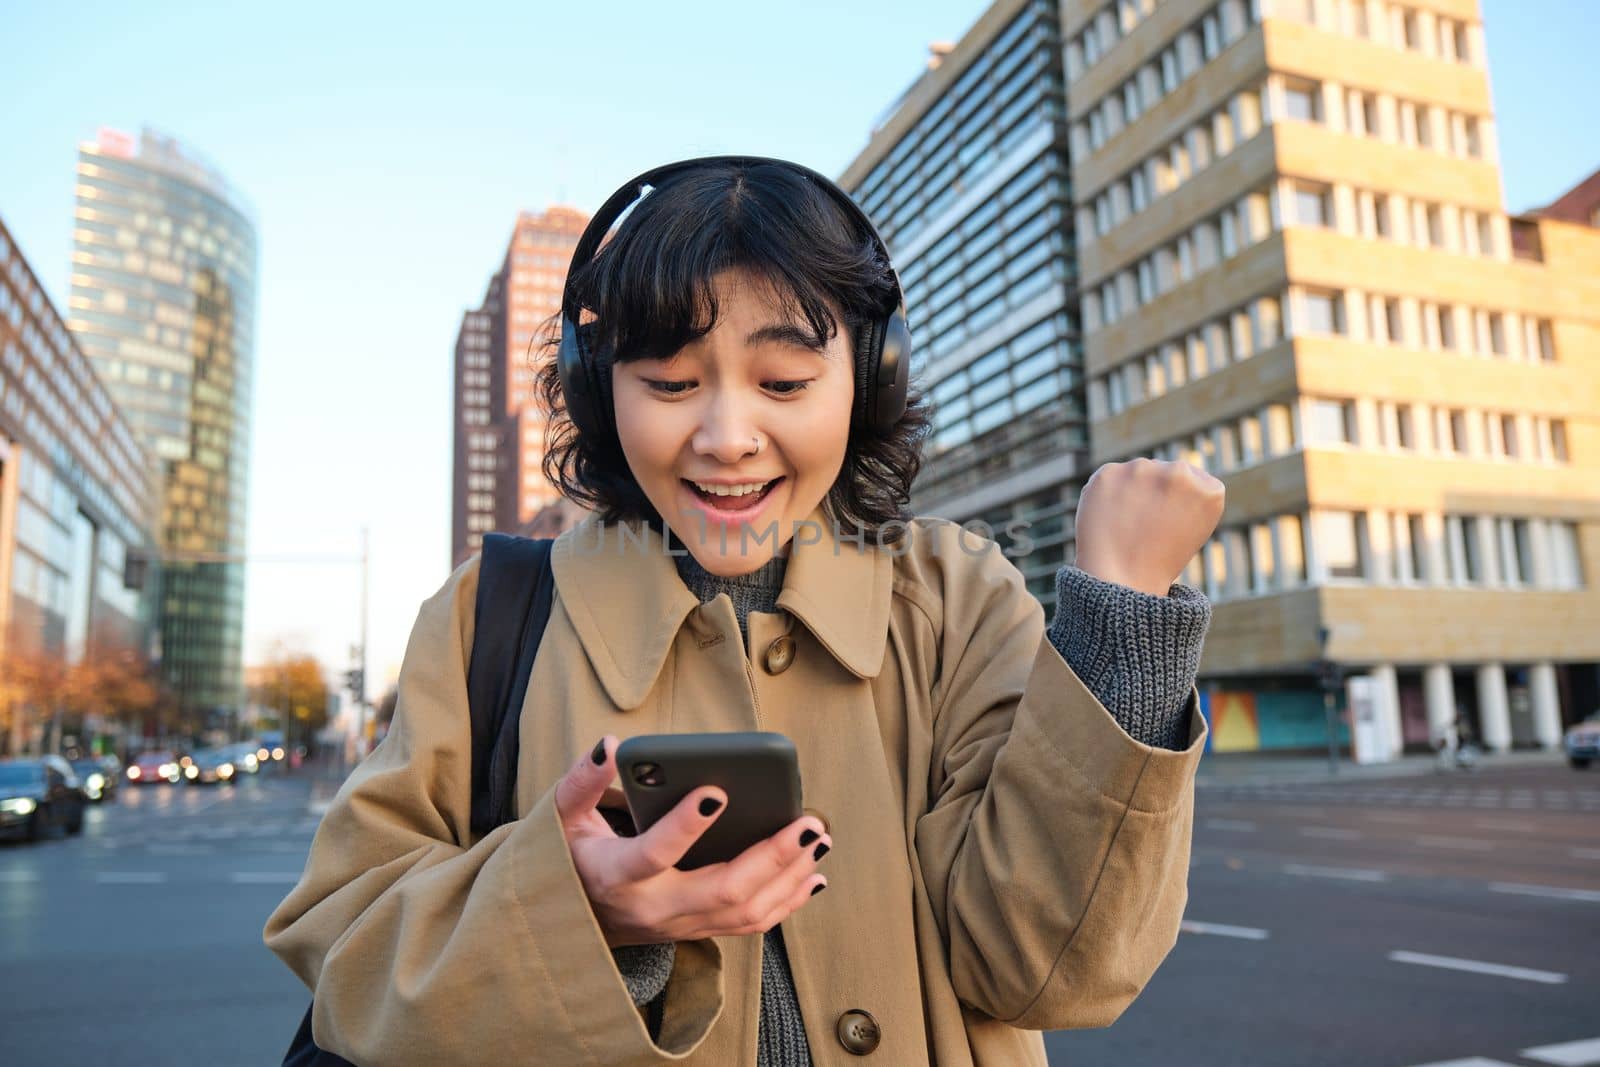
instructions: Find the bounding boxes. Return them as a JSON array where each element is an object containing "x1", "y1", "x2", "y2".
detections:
[{"x1": 1, "y1": 0, "x2": 1595, "y2": 691}]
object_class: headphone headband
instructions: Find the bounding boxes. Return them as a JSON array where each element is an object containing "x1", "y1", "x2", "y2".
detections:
[{"x1": 557, "y1": 155, "x2": 912, "y2": 444}]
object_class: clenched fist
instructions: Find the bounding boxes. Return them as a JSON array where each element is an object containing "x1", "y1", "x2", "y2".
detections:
[{"x1": 1073, "y1": 459, "x2": 1225, "y2": 597}]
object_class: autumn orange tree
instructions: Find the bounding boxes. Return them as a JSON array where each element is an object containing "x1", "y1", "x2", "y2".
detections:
[{"x1": 250, "y1": 647, "x2": 331, "y2": 748}]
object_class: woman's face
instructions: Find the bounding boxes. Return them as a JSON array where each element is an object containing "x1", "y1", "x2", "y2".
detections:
[{"x1": 611, "y1": 268, "x2": 856, "y2": 576}]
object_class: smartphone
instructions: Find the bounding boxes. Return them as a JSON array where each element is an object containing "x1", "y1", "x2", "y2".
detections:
[{"x1": 616, "y1": 732, "x2": 803, "y2": 870}]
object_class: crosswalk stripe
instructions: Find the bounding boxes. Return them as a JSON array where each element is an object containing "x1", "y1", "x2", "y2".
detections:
[
  {"x1": 1402, "y1": 1058, "x2": 1517, "y2": 1067},
  {"x1": 1388, "y1": 950, "x2": 1566, "y2": 985},
  {"x1": 1521, "y1": 1036, "x2": 1600, "y2": 1066},
  {"x1": 1283, "y1": 862, "x2": 1388, "y2": 882},
  {"x1": 1180, "y1": 920, "x2": 1269, "y2": 940},
  {"x1": 96, "y1": 872, "x2": 167, "y2": 884},
  {"x1": 228, "y1": 872, "x2": 301, "y2": 884},
  {"x1": 1489, "y1": 883, "x2": 1600, "y2": 904}
]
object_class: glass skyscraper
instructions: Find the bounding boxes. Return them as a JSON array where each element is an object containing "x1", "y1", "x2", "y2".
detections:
[{"x1": 66, "y1": 127, "x2": 257, "y2": 726}]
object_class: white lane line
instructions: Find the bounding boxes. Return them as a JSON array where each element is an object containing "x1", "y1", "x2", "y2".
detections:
[
  {"x1": 1283, "y1": 863, "x2": 1388, "y2": 883},
  {"x1": 1416, "y1": 835, "x2": 1494, "y2": 852},
  {"x1": 1204, "y1": 819, "x2": 1258, "y2": 832},
  {"x1": 149, "y1": 844, "x2": 214, "y2": 856},
  {"x1": 1521, "y1": 1036, "x2": 1600, "y2": 1065},
  {"x1": 1180, "y1": 920, "x2": 1269, "y2": 940},
  {"x1": 0, "y1": 869, "x2": 39, "y2": 883},
  {"x1": 1300, "y1": 826, "x2": 1364, "y2": 840},
  {"x1": 1404, "y1": 1058, "x2": 1518, "y2": 1067},
  {"x1": 1476, "y1": 818, "x2": 1535, "y2": 832},
  {"x1": 227, "y1": 872, "x2": 301, "y2": 884},
  {"x1": 1365, "y1": 812, "x2": 1421, "y2": 824},
  {"x1": 1489, "y1": 882, "x2": 1600, "y2": 904},
  {"x1": 1388, "y1": 950, "x2": 1567, "y2": 985},
  {"x1": 95, "y1": 872, "x2": 168, "y2": 884},
  {"x1": 1569, "y1": 847, "x2": 1600, "y2": 860}
]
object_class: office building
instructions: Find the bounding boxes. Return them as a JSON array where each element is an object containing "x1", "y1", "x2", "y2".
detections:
[
  {"x1": 1064, "y1": 0, "x2": 1598, "y2": 752},
  {"x1": 0, "y1": 216, "x2": 161, "y2": 749},
  {"x1": 840, "y1": 0, "x2": 1085, "y2": 607},
  {"x1": 66, "y1": 127, "x2": 258, "y2": 725},
  {"x1": 452, "y1": 206, "x2": 587, "y2": 567}
]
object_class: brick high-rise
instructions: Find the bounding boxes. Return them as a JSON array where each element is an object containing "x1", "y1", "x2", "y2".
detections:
[{"x1": 451, "y1": 206, "x2": 587, "y2": 568}]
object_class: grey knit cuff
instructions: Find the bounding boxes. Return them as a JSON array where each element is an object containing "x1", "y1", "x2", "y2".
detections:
[
  {"x1": 1045, "y1": 565, "x2": 1212, "y2": 751},
  {"x1": 611, "y1": 941, "x2": 677, "y2": 1006}
]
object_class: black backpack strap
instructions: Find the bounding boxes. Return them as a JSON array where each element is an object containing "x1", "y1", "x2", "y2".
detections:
[{"x1": 467, "y1": 532, "x2": 557, "y2": 837}]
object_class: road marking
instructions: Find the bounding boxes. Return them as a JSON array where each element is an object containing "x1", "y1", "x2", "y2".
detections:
[
  {"x1": 1521, "y1": 1036, "x2": 1600, "y2": 1065},
  {"x1": 1365, "y1": 812, "x2": 1421, "y2": 824},
  {"x1": 1388, "y1": 950, "x2": 1566, "y2": 985},
  {"x1": 1404, "y1": 1059, "x2": 1518, "y2": 1067},
  {"x1": 227, "y1": 872, "x2": 301, "y2": 884},
  {"x1": 0, "y1": 869, "x2": 39, "y2": 883},
  {"x1": 95, "y1": 872, "x2": 168, "y2": 884},
  {"x1": 1300, "y1": 826, "x2": 1363, "y2": 840},
  {"x1": 1204, "y1": 819, "x2": 1258, "y2": 832},
  {"x1": 149, "y1": 844, "x2": 214, "y2": 856},
  {"x1": 1489, "y1": 883, "x2": 1600, "y2": 904},
  {"x1": 1180, "y1": 920, "x2": 1269, "y2": 940},
  {"x1": 1283, "y1": 863, "x2": 1388, "y2": 882},
  {"x1": 1476, "y1": 818, "x2": 1535, "y2": 832},
  {"x1": 1416, "y1": 835, "x2": 1494, "y2": 852},
  {"x1": 1570, "y1": 847, "x2": 1600, "y2": 860}
]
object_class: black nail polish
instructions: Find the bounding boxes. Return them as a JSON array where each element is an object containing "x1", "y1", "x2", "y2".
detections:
[
  {"x1": 811, "y1": 883, "x2": 826, "y2": 896},
  {"x1": 813, "y1": 843, "x2": 830, "y2": 861},
  {"x1": 798, "y1": 829, "x2": 819, "y2": 848},
  {"x1": 590, "y1": 740, "x2": 607, "y2": 766},
  {"x1": 699, "y1": 797, "x2": 724, "y2": 817}
]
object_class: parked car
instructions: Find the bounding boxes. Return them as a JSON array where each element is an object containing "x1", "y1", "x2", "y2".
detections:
[
  {"x1": 126, "y1": 751, "x2": 181, "y2": 785},
  {"x1": 1565, "y1": 712, "x2": 1600, "y2": 768},
  {"x1": 183, "y1": 747, "x2": 238, "y2": 785},
  {"x1": 0, "y1": 757, "x2": 86, "y2": 840},
  {"x1": 70, "y1": 756, "x2": 119, "y2": 803}
]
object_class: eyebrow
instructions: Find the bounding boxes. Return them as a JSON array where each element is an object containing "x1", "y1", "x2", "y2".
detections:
[{"x1": 745, "y1": 322, "x2": 828, "y2": 352}]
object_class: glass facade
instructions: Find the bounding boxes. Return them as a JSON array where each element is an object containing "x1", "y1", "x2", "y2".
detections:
[
  {"x1": 66, "y1": 129, "x2": 257, "y2": 722},
  {"x1": 0, "y1": 218, "x2": 160, "y2": 719},
  {"x1": 844, "y1": 0, "x2": 1085, "y2": 604}
]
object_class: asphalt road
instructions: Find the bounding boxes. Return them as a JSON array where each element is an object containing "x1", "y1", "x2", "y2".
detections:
[
  {"x1": 0, "y1": 766, "x2": 320, "y2": 1065},
  {"x1": 1046, "y1": 763, "x2": 1600, "y2": 1067},
  {"x1": 2, "y1": 759, "x2": 1595, "y2": 1066}
]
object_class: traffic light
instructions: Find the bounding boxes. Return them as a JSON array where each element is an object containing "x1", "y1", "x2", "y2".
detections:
[{"x1": 346, "y1": 668, "x2": 364, "y2": 696}]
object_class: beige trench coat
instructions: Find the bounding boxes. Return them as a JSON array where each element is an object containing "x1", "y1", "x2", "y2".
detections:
[{"x1": 264, "y1": 503, "x2": 1208, "y2": 1065}]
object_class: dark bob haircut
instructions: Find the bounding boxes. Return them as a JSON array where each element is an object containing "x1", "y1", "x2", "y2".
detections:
[{"x1": 535, "y1": 158, "x2": 933, "y2": 546}]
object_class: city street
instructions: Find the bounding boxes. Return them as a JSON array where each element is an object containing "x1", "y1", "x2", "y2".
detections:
[
  {"x1": 0, "y1": 767, "x2": 320, "y2": 1065},
  {"x1": 1048, "y1": 761, "x2": 1600, "y2": 1067},
  {"x1": 2, "y1": 759, "x2": 1596, "y2": 1065}
]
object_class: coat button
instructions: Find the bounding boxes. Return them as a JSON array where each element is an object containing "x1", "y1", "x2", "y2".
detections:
[
  {"x1": 836, "y1": 1009, "x2": 880, "y2": 1055},
  {"x1": 763, "y1": 634, "x2": 796, "y2": 675}
]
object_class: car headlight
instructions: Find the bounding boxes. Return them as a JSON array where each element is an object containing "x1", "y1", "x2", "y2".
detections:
[
  {"x1": 1, "y1": 797, "x2": 38, "y2": 816},
  {"x1": 159, "y1": 763, "x2": 176, "y2": 777},
  {"x1": 272, "y1": 747, "x2": 285, "y2": 760},
  {"x1": 219, "y1": 764, "x2": 234, "y2": 778},
  {"x1": 184, "y1": 765, "x2": 198, "y2": 779},
  {"x1": 243, "y1": 755, "x2": 258, "y2": 770},
  {"x1": 87, "y1": 773, "x2": 105, "y2": 790},
  {"x1": 127, "y1": 766, "x2": 142, "y2": 780}
]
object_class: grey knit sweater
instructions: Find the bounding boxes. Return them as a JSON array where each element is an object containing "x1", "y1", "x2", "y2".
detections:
[{"x1": 609, "y1": 547, "x2": 1213, "y2": 1063}]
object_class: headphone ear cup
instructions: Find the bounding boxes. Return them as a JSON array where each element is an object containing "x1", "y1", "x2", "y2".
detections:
[
  {"x1": 558, "y1": 318, "x2": 612, "y2": 442},
  {"x1": 855, "y1": 310, "x2": 910, "y2": 436}
]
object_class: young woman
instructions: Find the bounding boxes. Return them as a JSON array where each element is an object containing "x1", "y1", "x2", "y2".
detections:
[{"x1": 265, "y1": 157, "x2": 1224, "y2": 1066}]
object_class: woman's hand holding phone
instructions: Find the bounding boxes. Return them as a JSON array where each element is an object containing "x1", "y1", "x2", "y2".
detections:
[{"x1": 553, "y1": 735, "x2": 831, "y2": 948}]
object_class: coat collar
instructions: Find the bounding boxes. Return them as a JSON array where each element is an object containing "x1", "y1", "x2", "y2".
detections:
[{"x1": 550, "y1": 502, "x2": 893, "y2": 710}]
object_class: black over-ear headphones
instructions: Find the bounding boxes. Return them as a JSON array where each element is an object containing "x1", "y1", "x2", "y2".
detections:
[{"x1": 556, "y1": 155, "x2": 911, "y2": 445}]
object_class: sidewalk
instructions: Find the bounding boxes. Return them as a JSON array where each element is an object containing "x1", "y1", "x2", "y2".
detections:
[{"x1": 1194, "y1": 748, "x2": 1566, "y2": 788}]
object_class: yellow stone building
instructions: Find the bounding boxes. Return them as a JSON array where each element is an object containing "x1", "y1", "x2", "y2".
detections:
[{"x1": 1065, "y1": 0, "x2": 1599, "y2": 754}]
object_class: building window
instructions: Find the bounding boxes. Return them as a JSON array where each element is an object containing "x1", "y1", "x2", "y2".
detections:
[
  {"x1": 1300, "y1": 289, "x2": 1344, "y2": 335},
  {"x1": 1500, "y1": 415, "x2": 1520, "y2": 459},
  {"x1": 1551, "y1": 420, "x2": 1569, "y2": 462},
  {"x1": 1551, "y1": 521, "x2": 1584, "y2": 588},
  {"x1": 1509, "y1": 518, "x2": 1533, "y2": 584},
  {"x1": 1396, "y1": 405, "x2": 1416, "y2": 449},
  {"x1": 1461, "y1": 516, "x2": 1483, "y2": 582},
  {"x1": 1407, "y1": 514, "x2": 1429, "y2": 582},
  {"x1": 1282, "y1": 79, "x2": 1321, "y2": 123},
  {"x1": 1292, "y1": 181, "x2": 1332, "y2": 227},
  {"x1": 1320, "y1": 511, "x2": 1366, "y2": 580},
  {"x1": 1308, "y1": 399, "x2": 1355, "y2": 445},
  {"x1": 1279, "y1": 515, "x2": 1307, "y2": 585}
]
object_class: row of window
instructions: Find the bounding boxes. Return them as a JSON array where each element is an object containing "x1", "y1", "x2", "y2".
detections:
[
  {"x1": 1084, "y1": 85, "x2": 1266, "y2": 238},
  {"x1": 855, "y1": 3, "x2": 1057, "y2": 248},
  {"x1": 1074, "y1": 0, "x2": 1257, "y2": 154},
  {"x1": 1273, "y1": 0, "x2": 1479, "y2": 67},
  {"x1": 1184, "y1": 511, "x2": 1584, "y2": 601},
  {"x1": 1302, "y1": 398, "x2": 1570, "y2": 465},
  {"x1": 1065, "y1": 0, "x2": 1162, "y2": 74},
  {"x1": 1277, "y1": 178, "x2": 1505, "y2": 260},
  {"x1": 1275, "y1": 74, "x2": 1489, "y2": 160}
]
